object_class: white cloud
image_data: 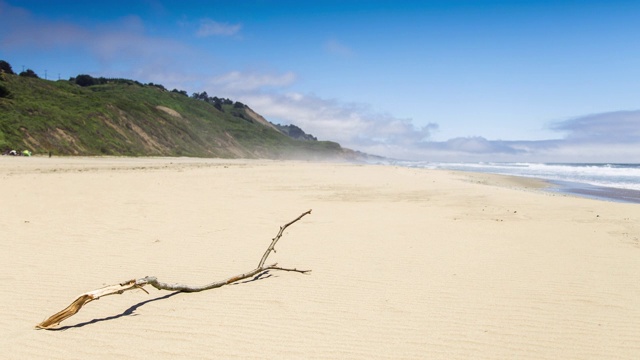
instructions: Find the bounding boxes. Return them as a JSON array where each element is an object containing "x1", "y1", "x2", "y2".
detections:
[
  {"x1": 196, "y1": 19, "x2": 242, "y2": 37},
  {"x1": 236, "y1": 90, "x2": 438, "y2": 156},
  {"x1": 207, "y1": 70, "x2": 638, "y2": 162},
  {"x1": 362, "y1": 111, "x2": 640, "y2": 162}
]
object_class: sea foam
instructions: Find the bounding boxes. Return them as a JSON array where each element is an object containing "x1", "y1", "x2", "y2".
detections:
[{"x1": 398, "y1": 162, "x2": 640, "y2": 192}]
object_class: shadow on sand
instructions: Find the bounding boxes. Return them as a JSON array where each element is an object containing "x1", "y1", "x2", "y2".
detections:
[{"x1": 49, "y1": 270, "x2": 275, "y2": 331}]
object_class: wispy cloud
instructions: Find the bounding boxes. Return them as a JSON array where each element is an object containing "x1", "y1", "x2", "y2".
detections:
[
  {"x1": 550, "y1": 110, "x2": 640, "y2": 142},
  {"x1": 91, "y1": 17, "x2": 194, "y2": 64},
  {"x1": 210, "y1": 71, "x2": 296, "y2": 92},
  {"x1": 439, "y1": 137, "x2": 525, "y2": 154},
  {"x1": 0, "y1": 1, "x2": 89, "y2": 48},
  {"x1": 196, "y1": 19, "x2": 242, "y2": 37},
  {"x1": 324, "y1": 39, "x2": 354, "y2": 57},
  {"x1": 0, "y1": 3, "x2": 201, "y2": 81}
]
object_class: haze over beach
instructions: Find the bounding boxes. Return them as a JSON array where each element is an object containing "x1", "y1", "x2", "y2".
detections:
[{"x1": 2, "y1": 0, "x2": 640, "y2": 163}]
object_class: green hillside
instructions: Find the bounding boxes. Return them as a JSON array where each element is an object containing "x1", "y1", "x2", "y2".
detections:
[{"x1": 0, "y1": 69, "x2": 351, "y2": 159}]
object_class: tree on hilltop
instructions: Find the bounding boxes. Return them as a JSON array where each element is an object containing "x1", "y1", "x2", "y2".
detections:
[
  {"x1": 171, "y1": 88, "x2": 188, "y2": 96},
  {"x1": 19, "y1": 69, "x2": 39, "y2": 78},
  {"x1": 0, "y1": 60, "x2": 15, "y2": 75},
  {"x1": 75, "y1": 74, "x2": 97, "y2": 87}
]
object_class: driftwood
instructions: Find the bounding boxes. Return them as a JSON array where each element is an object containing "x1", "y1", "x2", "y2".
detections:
[{"x1": 36, "y1": 210, "x2": 312, "y2": 330}]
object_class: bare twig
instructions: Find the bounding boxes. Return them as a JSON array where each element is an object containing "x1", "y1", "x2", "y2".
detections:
[
  {"x1": 258, "y1": 209, "x2": 312, "y2": 268},
  {"x1": 36, "y1": 210, "x2": 312, "y2": 330}
]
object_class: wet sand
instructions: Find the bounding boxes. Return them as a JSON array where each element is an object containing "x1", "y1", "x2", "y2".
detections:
[{"x1": 549, "y1": 180, "x2": 640, "y2": 204}]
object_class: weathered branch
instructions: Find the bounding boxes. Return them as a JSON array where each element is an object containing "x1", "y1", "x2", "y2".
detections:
[{"x1": 36, "y1": 210, "x2": 312, "y2": 330}]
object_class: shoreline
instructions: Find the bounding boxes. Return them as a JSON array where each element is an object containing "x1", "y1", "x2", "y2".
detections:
[
  {"x1": 547, "y1": 180, "x2": 640, "y2": 204},
  {"x1": 396, "y1": 161, "x2": 640, "y2": 205},
  {"x1": 6, "y1": 156, "x2": 639, "y2": 203}
]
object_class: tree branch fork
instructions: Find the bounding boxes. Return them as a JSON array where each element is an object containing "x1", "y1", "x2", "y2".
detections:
[{"x1": 36, "y1": 210, "x2": 312, "y2": 330}]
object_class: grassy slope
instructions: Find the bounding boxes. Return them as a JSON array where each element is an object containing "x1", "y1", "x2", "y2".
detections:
[{"x1": 0, "y1": 74, "x2": 345, "y2": 159}]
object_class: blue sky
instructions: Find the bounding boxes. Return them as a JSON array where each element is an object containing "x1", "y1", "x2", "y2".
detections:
[{"x1": 1, "y1": 0, "x2": 640, "y2": 162}]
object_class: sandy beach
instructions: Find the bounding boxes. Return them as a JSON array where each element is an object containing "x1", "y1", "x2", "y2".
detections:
[{"x1": 1, "y1": 157, "x2": 638, "y2": 359}]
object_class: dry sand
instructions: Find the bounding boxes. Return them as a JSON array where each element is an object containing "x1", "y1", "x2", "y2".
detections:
[{"x1": 1, "y1": 157, "x2": 638, "y2": 359}]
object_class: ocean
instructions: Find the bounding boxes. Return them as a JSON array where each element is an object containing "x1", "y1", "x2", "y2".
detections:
[{"x1": 392, "y1": 162, "x2": 640, "y2": 204}]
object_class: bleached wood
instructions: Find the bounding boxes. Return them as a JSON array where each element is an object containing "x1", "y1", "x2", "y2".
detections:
[{"x1": 36, "y1": 210, "x2": 312, "y2": 330}]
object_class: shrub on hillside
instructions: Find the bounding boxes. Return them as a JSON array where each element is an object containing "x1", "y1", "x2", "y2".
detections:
[{"x1": 0, "y1": 84, "x2": 12, "y2": 98}]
